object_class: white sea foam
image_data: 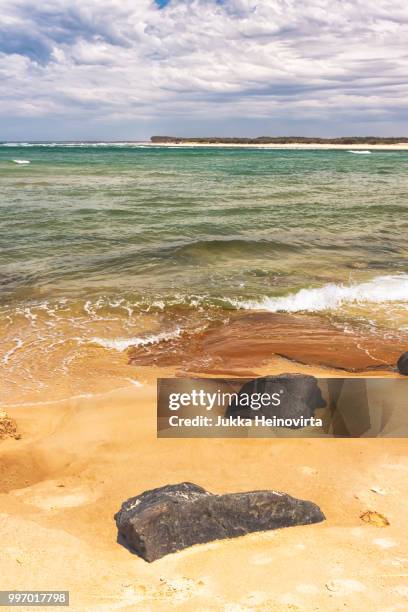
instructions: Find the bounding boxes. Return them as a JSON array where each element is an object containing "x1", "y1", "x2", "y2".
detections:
[
  {"x1": 2, "y1": 142, "x2": 148, "y2": 148},
  {"x1": 348, "y1": 150, "x2": 372, "y2": 154},
  {"x1": 89, "y1": 327, "x2": 182, "y2": 352},
  {"x1": 235, "y1": 275, "x2": 408, "y2": 313},
  {"x1": 2, "y1": 338, "x2": 23, "y2": 364},
  {"x1": 126, "y1": 378, "x2": 143, "y2": 387},
  {"x1": 12, "y1": 159, "x2": 31, "y2": 164}
]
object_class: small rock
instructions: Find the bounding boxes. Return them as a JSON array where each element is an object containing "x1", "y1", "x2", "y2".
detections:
[
  {"x1": 115, "y1": 482, "x2": 325, "y2": 562},
  {"x1": 0, "y1": 410, "x2": 20, "y2": 440},
  {"x1": 370, "y1": 486, "x2": 386, "y2": 495},
  {"x1": 397, "y1": 352, "x2": 408, "y2": 375},
  {"x1": 360, "y1": 510, "x2": 389, "y2": 527}
]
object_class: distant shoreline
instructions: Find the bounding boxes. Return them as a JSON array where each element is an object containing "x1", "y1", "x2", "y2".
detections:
[
  {"x1": 2, "y1": 141, "x2": 408, "y2": 150},
  {"x1": 149, "y1": 136, "x2": 408, "y2": 150},
  {"x1": 147, "y1": 142, "x2": 408, "y2": 150}
]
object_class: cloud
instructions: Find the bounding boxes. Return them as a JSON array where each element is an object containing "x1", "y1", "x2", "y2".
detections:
[{"x1": 0, "y1": 0, "x2": 407, "y2": 135}]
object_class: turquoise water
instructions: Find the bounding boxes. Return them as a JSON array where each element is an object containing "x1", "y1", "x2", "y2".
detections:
[{"x1": 1, "y1": 144, "x2": 407, "y2": 313}]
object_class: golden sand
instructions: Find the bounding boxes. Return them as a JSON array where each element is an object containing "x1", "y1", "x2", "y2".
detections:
[
  {"x1": 1, "y1": 344, "x2": 408, "y2": 610},
  {"x1": 148, "y1": 142, "x2": 408, "y2": 150}
]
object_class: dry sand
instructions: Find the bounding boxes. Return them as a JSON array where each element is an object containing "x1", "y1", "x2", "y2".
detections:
[
  {"x1": 147, "y1": 142, "x2": 408, "y2": 150},
  {"x1": 1, "y1": 354, "x2": 408, "y2": 611}
]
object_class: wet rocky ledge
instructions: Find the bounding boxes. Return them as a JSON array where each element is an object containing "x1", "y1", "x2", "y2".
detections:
[
  {"x1": 128, "y1": 311, "x2": 407, "y2": 372},
  {"x1": 115, "y1": 482, "x2": 325, "y2": 562}
]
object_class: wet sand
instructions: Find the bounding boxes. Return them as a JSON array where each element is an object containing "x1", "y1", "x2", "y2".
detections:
[
  {"x1": 1, "y1": 347, "x2": 408, "y2": 610},
  {"x1": 130, "y1": 311, "x2": 407, "y2": 373}
]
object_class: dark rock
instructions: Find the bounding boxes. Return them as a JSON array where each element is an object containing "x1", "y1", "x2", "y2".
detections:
[
  {"x1": 397, "y1": 352, "x2": 408, "y2": 375},
  {"x1": 226, "y1": 374, "x2": 326, "y2": 428},
  {"x1": 115, "y1": 482, "x2": 325, "y2": 561}
]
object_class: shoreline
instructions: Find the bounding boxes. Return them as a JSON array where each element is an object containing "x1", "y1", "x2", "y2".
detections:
[
  {"x1": 2, "y1": 306, "x2": 407, "y2": 408},
  {"x1": 3, "y1": 141, "x2": 408, "y2": 150},
  {"x1": 0, "y1": 355, "x2": 404, "y2": 411},
  {"x1": 1, "y1": 301, "x2": 407, "y2": 609},
  {"x1": 146, "y1": 142, "x2": 408, "y2": 150}
]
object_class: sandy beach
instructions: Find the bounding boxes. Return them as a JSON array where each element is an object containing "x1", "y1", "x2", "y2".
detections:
[
  {"x1": 147, "y1": 142, "x2": 408, "y2": 150},
  {"x1": 1, "y1": 349, "x2": 408, "y2": 610}
]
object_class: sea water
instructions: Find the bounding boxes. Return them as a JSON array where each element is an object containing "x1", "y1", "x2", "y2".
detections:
[{"x1": 1, "y1": 143, "x2": 407, "y2": 400}]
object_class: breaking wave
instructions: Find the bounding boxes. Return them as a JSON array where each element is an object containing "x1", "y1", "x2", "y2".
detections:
[
  {"x1": 234, "y1": 275, "x2": 408, "y2": 313},
  {"x1": 348, "y1": 150, "x2": 372, "y2": 155},
  {"x1": 88, "y1": 327, "x2": 183, "y2": 352},
  {"x1": 2, "y1": 142, "x2": 148, "y2": 148}
]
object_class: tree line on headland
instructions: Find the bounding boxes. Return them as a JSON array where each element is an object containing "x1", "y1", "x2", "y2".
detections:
[{"x1": 151, "y1": 136, "x2": 408, "y2": 144}]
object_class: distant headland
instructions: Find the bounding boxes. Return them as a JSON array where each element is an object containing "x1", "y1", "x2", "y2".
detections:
[{"x1": 151, "y1": 136, "x2": 408, "y2": 144}]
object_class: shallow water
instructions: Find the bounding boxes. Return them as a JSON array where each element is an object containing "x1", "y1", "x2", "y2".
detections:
[{"x1": 1, "y1": 144, "x2": 407, "y2": 400}]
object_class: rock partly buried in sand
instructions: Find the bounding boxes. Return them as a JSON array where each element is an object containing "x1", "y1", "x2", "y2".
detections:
[
  {"x1": 226, "y1": 374, "x2": 326, "y2": 428},
  {"x1": 360, "y1": 510, "x2": 390, "y2": 527},
  {"x1": 397, "y1": 351, "x2": 408, "y2": 375},
  {"x1": 115, "y1": 482, "x2": 325, "y2": 562},
  {"x1": 0, "y1": 410, "x2": 20, "y2": 440}
]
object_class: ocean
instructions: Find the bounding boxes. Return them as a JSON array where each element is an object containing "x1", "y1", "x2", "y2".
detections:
[{"x1": 1, "y1": 143, "x2": 407, "y2": 401}]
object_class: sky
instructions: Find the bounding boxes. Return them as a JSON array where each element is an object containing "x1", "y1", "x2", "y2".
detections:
[{"x1": 0, "y1": 0, "x2": 407, "y2": 140}]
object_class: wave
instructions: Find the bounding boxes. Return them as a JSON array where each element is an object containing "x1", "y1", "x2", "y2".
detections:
[
  {"x1": 11, "y1": 159, "x2": 31, "y2": 164},
  {"x1": 88, "y1": 327, "x2": 183, "y2": 352},
  {"x1": 172, "y1": 238, "x2": 298, "y2": 259},
  {"x1": 2, "y1": 338, "x2": 23, "y2": 364},
  {"x1": 234, "y1": 275, "x2": 408, "y2": 313},
  {"x1": 348, "y1": 150, "x2": 372, "y2": 155},
  {"x1": 2, "y1": 142, "x2": 148, "y2": 148}
]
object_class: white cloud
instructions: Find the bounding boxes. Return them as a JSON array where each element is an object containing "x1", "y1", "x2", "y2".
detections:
[{"x1": 0, "y1": 0, "x2": 407, "y2": 133}]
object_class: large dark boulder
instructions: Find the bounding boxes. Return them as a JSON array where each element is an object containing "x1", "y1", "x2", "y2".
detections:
[
  {"x1": 115, "y1": 482, "x2": 325, "y2": 561},
  {"x1": 397, "y1": 352, "x2": 408, "y2": 375},
  {"x1": 226, "y1": 374, "x2": 326, "y2": 428}
]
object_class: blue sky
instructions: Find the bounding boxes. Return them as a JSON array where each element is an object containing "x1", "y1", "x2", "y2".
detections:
[{"x1": 0, "y1": 0, "x2": 407, "y2": 140}]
